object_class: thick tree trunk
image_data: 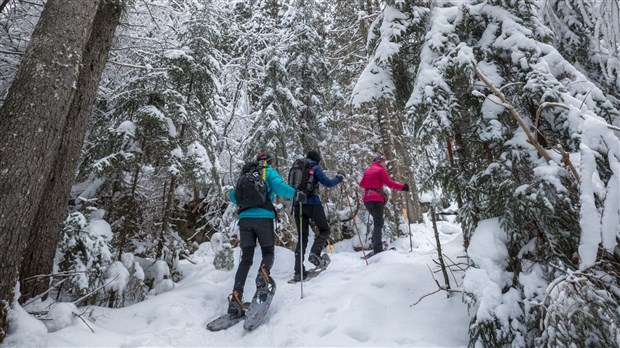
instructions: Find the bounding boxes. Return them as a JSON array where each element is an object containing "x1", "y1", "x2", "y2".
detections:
[
  {"x1": 404, "y1": 170, "x2": 424, "y2": 223},
  {"x1": 0, "y1": 0, "x2": 99, "y2": 342},
  {"x1": 19, "y1": 0, "x2": 122, "y2": 301},
  {"x1": 0, "y1": 0, "x2": 11, "y2": 15}
]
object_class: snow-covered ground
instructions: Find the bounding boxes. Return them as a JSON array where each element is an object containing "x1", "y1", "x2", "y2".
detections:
[{"x1": 6, "y1": 219, "x2": 470, "y2": 347}]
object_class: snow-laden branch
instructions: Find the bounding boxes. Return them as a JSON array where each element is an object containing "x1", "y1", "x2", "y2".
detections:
[{"x1": 474, "y1": 64, "x2": 581, "y2": 181}]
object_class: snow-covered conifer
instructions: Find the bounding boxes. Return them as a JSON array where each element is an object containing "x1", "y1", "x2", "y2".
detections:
[{"x1": 405, "y1": 0, "x2": 620, "y2": 345}]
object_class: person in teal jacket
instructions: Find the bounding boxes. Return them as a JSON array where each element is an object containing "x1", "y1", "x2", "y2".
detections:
[{"x1": 226, "y1": 152, "x2": 306, "y2": 319}]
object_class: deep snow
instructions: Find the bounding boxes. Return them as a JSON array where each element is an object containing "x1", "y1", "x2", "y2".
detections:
[{"x1": 6, "y1": 219, "x2": 470, "y2": 347}]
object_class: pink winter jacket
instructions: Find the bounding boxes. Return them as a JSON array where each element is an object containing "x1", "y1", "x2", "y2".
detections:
[{"x1": 359, "y1": 162, "x2": 404, "y2": 203}]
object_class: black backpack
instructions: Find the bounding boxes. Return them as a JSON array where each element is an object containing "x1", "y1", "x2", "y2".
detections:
[
  {"x1": 288, "y1": 158, "x2": 317, "y2": 195},
  {"x1": 234, "y1": 161, "x2": 274, "y2": 212}
]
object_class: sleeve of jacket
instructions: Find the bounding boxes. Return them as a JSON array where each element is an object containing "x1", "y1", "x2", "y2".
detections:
[
  {"x1": 314, "y1": 165, "x2": 342, "y2": 187},
  {"x1": 379, "y1": 167, "x2": 404, "y2": 190},
  {"x1": 266, "y1": 167, "x2": 296, "y2": 199},
  {"x1": 229, "y1": 189, "x2": 237, "y2": 204}
]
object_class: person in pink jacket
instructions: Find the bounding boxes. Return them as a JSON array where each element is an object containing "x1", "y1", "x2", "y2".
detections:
[{"x1": 359, "y1": 155, "x2": 409, "y2": 255}]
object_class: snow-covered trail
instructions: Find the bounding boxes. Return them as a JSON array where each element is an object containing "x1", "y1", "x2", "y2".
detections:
[{"x1": 47, "y1": 221, "x2": 469, "y2": 347}]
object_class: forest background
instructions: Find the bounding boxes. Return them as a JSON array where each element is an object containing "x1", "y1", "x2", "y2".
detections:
[{"x1": 0, "y1": 0, "x2": 619, "y2": 346}]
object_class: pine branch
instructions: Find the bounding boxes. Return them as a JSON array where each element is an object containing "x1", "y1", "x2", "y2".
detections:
[
  {"x1": 473, "y1": 65, "x2": 581, "y2": 182},
  {"x1": 410, "y1": 265, "x2": 462, "y2": 307}
]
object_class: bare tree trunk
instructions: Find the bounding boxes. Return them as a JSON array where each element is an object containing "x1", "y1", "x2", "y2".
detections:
[
  {"x1": 446, "y1": 136, "x2": 469, "y2": 249},
  {"x1": 404, "y1": 171, "x2": 424, "y2": 223},
  {"x1": 0, "y1": 0, "x2": 11, "y2": 15},
  {"x1": 19, "y1": 0, "x2": 123, "y2": 302},
  {"x1": 375, "y1": 103, "x2": 400, "y2": 239},
  {"x1": 156, "y1": 121, "x2": 186, "y2": 260},
  {"x1": 117, "y1": 164, "x2": 141, "y2": 259},
  {"x1": 431, "y1": 207, "x2": 451, "y2": 292},
  {"x1": 0, "y1": 0, "x2": 99, "y2": 341}
]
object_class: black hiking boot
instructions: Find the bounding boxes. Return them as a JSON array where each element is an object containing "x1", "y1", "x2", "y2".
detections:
[
  {"x1": 227, "y1": 291, "x2": 245, "y2": 319},
  {"x1": 292, "y1": 270, "x2": 308, "y2": 282},
  {"x1": 256, "y1": 271, "x2": 268, "y2": 290},
  {"x1": 256, "y1": 266, "x2": 271, "y2": 302},
  {"x1": 308, "y1": 252, "x2": 326, "y2": 269}
]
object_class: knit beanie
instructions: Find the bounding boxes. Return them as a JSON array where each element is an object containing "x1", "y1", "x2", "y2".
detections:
[
  {"x1": 307, "y1": 150, "x2": 321, "y2": 163},
  {"x1": 256, "y1": 152, "x2": 272, "y2": 162}
]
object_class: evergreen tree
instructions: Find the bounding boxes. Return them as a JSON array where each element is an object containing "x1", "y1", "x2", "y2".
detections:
[
  {"x1": 55, "y1": 212, "x2": 113, "y2": 303},
  {"x1": 352, "y1": 0, "x2": 429, "y2": 241},
  {"x1": 76, "y1": 0, "x2": 225, "y2": 274},
  {"x1": 246, "y1": 0, "x2": 298, "y2": 163},
  {"x1": 406, "y1": 0, "x2": 620, "y2": 345},
  {"x1": 282, "y1": 0, "x2": 330, "y2": 153}
]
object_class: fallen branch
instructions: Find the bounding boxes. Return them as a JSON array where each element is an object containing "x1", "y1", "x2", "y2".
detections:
[
  {"x1": 75, "y1": 308, "x2": 95, "y2": 333},
  {"x1": 71, "y1": 274, "x2": 119, "y2": 306},
  {"x1": 23, "y1": 279, "x2": 68, "y2": 308},
  {"x1": 23, "y1": 270, "x2": 92, "y2": 282},
  {"x1": 410, "y1": 265, "x2": 463, "y2": 307}
]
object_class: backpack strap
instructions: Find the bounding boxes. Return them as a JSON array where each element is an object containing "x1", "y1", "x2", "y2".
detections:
[
  {"x1": 259, "y1": 160, "x2": 274, "y2": 203},
  {"x1": 260, "y1": 160, "x2": 268, "y2": 181}
]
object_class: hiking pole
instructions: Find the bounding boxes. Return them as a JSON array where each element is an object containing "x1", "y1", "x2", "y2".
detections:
[
  {"x1": 341, "y1": 184, "x2": 368, "y2": 265},
  {"x1": 405, "y1": 192, "x2": 413, "y2": 252},
  {"x1": 298, "y1": 201, "x2": 304, "y2": 299}
]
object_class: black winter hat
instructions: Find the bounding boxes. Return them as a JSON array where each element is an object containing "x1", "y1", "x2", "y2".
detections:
[{"x1": 307, "y1": 150, "x2": 321, "y2": 163}]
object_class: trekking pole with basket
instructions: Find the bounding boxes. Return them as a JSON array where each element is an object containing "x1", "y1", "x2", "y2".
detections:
[
  {"x1": 405, "y1": 192, "x2": 413, "y2": 252},
  {"x1": 299, "y1": 201, "x2": 304, "y2": 299},
  {"x1": 341, "y1": 184, "x2": 368, "y2": 265}
]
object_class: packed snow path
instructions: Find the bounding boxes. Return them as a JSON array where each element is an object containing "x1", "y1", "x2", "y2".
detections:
[{"x1": 47, "y1": 221, "x2": 469, "y2": 347}]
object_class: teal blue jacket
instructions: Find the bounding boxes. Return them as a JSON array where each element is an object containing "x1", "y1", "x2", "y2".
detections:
[{"x1": 229, "y1": 165, "x2": 296, "y2": 219}]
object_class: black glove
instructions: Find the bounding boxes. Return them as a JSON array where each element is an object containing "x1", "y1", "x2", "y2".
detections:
[
  {"x1": 295, "y1": 191, "x2": 307, "y2": 204},
  {"x1": 336, "y1": 170, "x2": 345, "y2": 181},
  {"x1": 402, "y1": 183, "x2": 410, "y2": 192}
]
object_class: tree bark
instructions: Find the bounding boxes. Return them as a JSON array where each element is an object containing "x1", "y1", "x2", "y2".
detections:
[
  {"x1": 19, "y1": 0, "x2": 123, "y2": 302},
  {"x1": 0, "y1": 0, "x2": 11, "y2": 15},
  {"x1": 0, "y1": 0, "x2": 99, "y2": 342}
]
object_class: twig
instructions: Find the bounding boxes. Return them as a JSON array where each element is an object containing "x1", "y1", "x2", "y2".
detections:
[
  {"x1": 579, "y1": 90, "x2": 592, "y2": 110},
  {"x1": 535, "y1": 102, "x2": 570, "y2": 130},
  {"x1": 424, "y1": 263, "x2": 462, "y2": 299},
  {"x1": 179, "y1": 253, "x2": 197, "y2": 265},
  {"x1": 555, "y1": 144, "x2": 580, "y2": 181},
  {"x1": 498, "y1": 81, "x2": 525, "y2": 91},
  {"x1": 410, "y1": 287, "x2": 462, "y2": 307},
  {"x1": 108, "y1": 60, "x2": 169, "y2": 71},
  {"x1": 140, "y1": 0, "x2": 161, "y2": 31},
  {"x1": 608, "y1": 124, "x2": 620, "y2": 131},
  {"x1": 23, "y1": 270, "x2": 92, "y2": 282},
  {"x1": 411, "y1": 289, "x2": 442, "y2": 306},
  {"x1": 0, "y1": 49, "x2": 23, "y2": 55},
  {"x1": 23, "y1": 279, "x2": 68, "y2": 307},
  {"x1": 74, "y1": 311, "x2": 95, "y2": 333},
  {"x1": 72, "y1": 275, "x2": 119, "y2": 306}
]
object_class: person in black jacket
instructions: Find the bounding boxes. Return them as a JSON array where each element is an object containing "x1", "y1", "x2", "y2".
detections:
[{"x1": 292, "y1": 150, "x2": 345, "y2": 281}]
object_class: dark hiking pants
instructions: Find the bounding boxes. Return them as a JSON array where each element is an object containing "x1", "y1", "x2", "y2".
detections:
[
  {"x1": 293, "y1": 204, "x2": 330, "y2": 274},
  {"x1": 233, "y1": 218, "x2": 274, "y2": 297},
  {"x1": 364, "y1": 201, "x2": 385, "y2": 254}
]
